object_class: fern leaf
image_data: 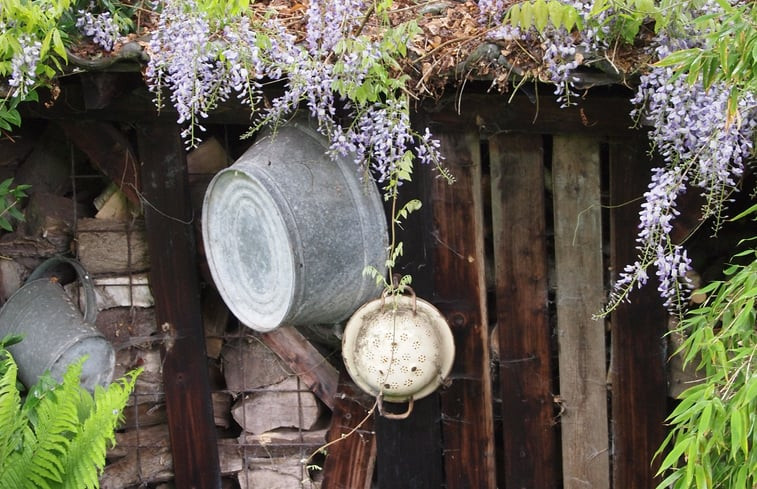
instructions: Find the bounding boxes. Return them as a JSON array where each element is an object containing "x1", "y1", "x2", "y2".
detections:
[
  {"x1": 25, "y1": 360, "x2": 85, "y2": 488},
  {"x1": 0, "y1": 425, "x2": 36, "y2": 489},
  {"x1": 0, "y1": 354, "x2": 23, "y2": 470},
  {"x1": 60, "y1": 369, "x2": 140, "y2": 489}
]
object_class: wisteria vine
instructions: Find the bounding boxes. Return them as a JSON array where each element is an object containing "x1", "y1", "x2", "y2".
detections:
[
  {"x1": 483, "y1": 0, "x2": 756, "y2": 314},
  {"x1": 145, "y1": 0, "x2": 451, "y2": 292},
  {"x1": 145, "y1": 0, "x2": 447, "y2": 184},
  {"x1": 2, "y1": 0, "x2": 754, "y2": 312}
]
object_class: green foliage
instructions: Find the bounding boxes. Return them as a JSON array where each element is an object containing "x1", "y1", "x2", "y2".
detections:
[
  {"x1": 0, "y1": 177, "x2": 31, "y2": 232},
  {"x1": 506, "y1": 0, "x2": 584, "y2": 33},
  {"x1": 331, "y1": 20, "x2": 419, "y2": 106},
  {"x1": 0, "y1": 0, "x2": 73, "y2": 131},
  {"x1": 0, "y1": 341, "x2": 140, "y2": 489},
  {"x1": 363, "y1": 148, "x2": 420, "y2": 295},
  {"x1": 0, "y1": 0, "x2": 138, "y2": 133},
  {"x1": 655, "y1": 0, "x2": 757, "y2": 121},
  {"x1": 656, "y1": 243, "x2": 757, "y2": 489}
]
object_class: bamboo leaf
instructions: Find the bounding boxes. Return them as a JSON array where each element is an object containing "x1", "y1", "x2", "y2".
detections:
[
  {"x1": 659, "y1": 436, "x2": 692, "y2": 472},
  {"x1": 730, "y1": 408, "x2": 743, "y2": 459}
]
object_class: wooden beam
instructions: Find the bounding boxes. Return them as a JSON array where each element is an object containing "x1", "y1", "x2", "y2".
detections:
[
  {"x1": 552, "y1": 135, "x2": 610, "y2": 488},
  {"x1": 62, "y1": 120, "x2": 142, "y2": 205},
  {"x1": 260, "y1": 326, "x2": 339, "y2": 410},
  {"x1": 136, "y1": 121, "x2": 221, "y2": 489},
  {"x1": 422, "y1": 90, "x2": 637, "y2": 137},
  {"x1": 431, "y1": 129, "x2": 496, "y2": 489},
  {"x1": 609, "y1": 137, "x2": 668, "y2": 489},
  {"x1": 490, "y1": 133, "x2": 559, "y2": 488}
]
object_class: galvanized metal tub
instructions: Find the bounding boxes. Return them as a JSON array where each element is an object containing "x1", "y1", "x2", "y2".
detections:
[
  {"x1": 202, "y1": 119, "x2": 388, "y2": 332},
  {"x1": 0, "y1": 257, "x2": 115, "y2": 391}
]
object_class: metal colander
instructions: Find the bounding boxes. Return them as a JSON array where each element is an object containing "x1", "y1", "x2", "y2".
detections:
[{"x1": 341, "y1": 290, "x2": 455, "y2": 406}]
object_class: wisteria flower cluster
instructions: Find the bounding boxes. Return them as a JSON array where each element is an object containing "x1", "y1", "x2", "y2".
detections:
[
  {"x1": 6, "y1": 33, "x2": 42, "y2": 100},
  {"x1": 480, "y1": 0, "x2": 756, "y2": 313},
  {"x1": 76, "y1": 9, "x2": 122, "y2": 51},
  {"x1": 485, "y1": 0, "x2": 611, "y2": 107},
  {"x1": 145, "y1": 0, "x2": 447, "y2": 189},
  {"x1": 603, "y1": 38, "x2": 756, "y2": 312}
]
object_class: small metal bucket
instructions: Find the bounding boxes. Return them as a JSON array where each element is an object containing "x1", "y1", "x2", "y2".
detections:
[
  {"x1": 202, "y1": 118, "x2": 388, "y2": 332},
  {"x1": 0, "y1": 256, "x2": 115, "y2": 391}
]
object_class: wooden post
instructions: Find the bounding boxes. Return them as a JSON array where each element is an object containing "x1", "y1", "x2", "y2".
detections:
[
  {"x1": 432, "y1": 129, "x2": 496, "y2": 489},
  {"x1": 321, "y1": 371, "x2": 377, "y2": 489},
  {"x1": 552, "y1": 135, "x2": 610, "y2": 488},
  {"x1": 609, "y1": 138, "x2": 668, "y2": 489},
  {"x1": 137, "y1": 122, "x2": 221, "y2": 489},
  {"x1": 373, "y1": 147, "x2": 444, "y2": 489},
  {"x1": 490, "y1": 133, "x2": 559, "y2": 488}
]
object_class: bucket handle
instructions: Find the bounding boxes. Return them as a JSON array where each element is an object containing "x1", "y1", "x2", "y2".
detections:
[
  {"x1": 377, "y1": 393, "x2": 414, "y2": 420},
  {"x1": 27, "y1": 256, "x2": 97, "y2": 324}
]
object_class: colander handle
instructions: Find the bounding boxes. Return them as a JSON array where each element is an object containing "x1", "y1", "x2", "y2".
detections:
[
  {"x1": 381, "y1": 285, "x2": 418, "y2": 314},
  {"x1": 377, "y1": 394, "x2": 414, "y2": 420},
  {"x1": 27, "y1": 256, "x2": 97, "y2": 324}
]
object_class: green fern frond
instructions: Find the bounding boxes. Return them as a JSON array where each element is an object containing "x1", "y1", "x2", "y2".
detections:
[
  {"x1": 59, "y1": 368, "x2": 140, "y2": 489},
  {"x1": 0, "y1": 354, "x2": 23, "y2": 472},
  {"x1": 0, "y1": 425, "x2": 36, "y2": 489},
  {"x1": 24, "y1": 361, "x2": 86, "y2": 488},
  {"x1": 0, "y1": 346, "x2": 140, "y2": 489}
]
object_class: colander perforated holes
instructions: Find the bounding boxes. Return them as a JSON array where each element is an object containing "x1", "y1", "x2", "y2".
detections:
[{"x1": 342, "y1": 294, "x2": 455, "y2": 402}]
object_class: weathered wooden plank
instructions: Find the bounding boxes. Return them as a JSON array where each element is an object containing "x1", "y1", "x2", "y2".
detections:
[
  {"x1": 261, "y1": 326, "x2": 339, "y2": 410},
  {"x1": 422, "y1": 91, "x2": 636, "y2": 137},
  {"x1": 552, "y1": 135, "x2": 610, "y2": 488},
  {"x1": 431, "y1": 129, "x2": 496, "y2": 489},
  {"x1": 137, "y1": 121, "x2": 221, "y2": 489},
  {"x1": 321, "y1": 370, "x2": 376, "y2": 489},
  {"x1": 609, "y1": 138, "x2": 668, "y2": 489},
  {"x1": 373, "y1": 147, "x2": 444, "y2": 489},
  {"x1": 490, "y1": 133, "x2": 559, "y2": 488}
]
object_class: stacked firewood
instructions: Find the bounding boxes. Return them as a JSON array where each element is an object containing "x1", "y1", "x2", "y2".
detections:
[{"x1": 1, "y1": 127, "x2": 336, "y2": 488}]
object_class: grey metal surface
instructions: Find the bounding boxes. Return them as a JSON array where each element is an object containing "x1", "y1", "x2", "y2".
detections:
[
  {"x1": 202, "y1": 119, "x2": 388, "y2": 332},
  {"x1": 0, "y1": 258, "x2": 114, "y2": 390}
]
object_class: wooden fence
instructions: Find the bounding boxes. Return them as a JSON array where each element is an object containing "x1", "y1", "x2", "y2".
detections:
[
  {"x1": 326, "y1": 91, "x2": 671, "y2": 489},
  {"x1": 19, "y1": 79, "x2": 675, "y2": 488}
]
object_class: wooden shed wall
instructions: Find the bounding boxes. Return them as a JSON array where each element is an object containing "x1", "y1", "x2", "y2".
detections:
[{"x1": 8, "y1": 78, "x2": 677, "y2": 489}]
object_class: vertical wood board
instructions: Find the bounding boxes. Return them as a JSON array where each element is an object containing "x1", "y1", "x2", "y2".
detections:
[
  {"x1": 321, "y1": 370, "x2": 376, "y2": 489},
  {"x1": 552, "y1": 135, "x2": 610, "y2": 489},
  {"x1": 137, "y1": 122, "x2": 221, "y2": 489},
  {"x1": 490, "y1": 133, "x2": 559, "y2": 488},
  {"x1": 374, "y1": 148, "x2": 444, "y2": 489},
  {"x1": 609, "y1": 139, "x2": 668, "y2": 489},
  {"x1": 431, "y1": 129, "x2": 496, "y2": 489}
]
